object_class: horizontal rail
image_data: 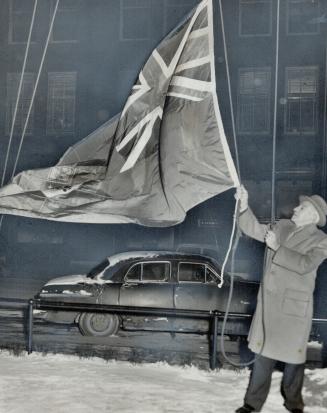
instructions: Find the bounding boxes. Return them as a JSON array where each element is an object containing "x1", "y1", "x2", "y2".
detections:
[
  {"x1": 28, "y1": 298, "x2": 254, "y2": 369},
  {"x1": 32, "y1": 299, "x2": 252, "y2": 320}
]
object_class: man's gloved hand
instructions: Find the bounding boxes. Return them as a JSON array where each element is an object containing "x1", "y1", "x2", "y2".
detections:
[
  {"x1": 235, "y1": 185, "x2": 248, "y2": 213},
  {"x1": 265, "y1": 230, "x2": 280, "y2": 251}
]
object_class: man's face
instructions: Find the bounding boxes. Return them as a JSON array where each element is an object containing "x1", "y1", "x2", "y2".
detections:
[{"x1": 291, "y1": 201, "x2": 319, "y2": 227}]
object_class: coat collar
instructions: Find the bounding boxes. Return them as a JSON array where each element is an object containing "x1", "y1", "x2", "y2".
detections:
[{"x1": 284, "y1": 222, "x2": 318, "y2": 247}]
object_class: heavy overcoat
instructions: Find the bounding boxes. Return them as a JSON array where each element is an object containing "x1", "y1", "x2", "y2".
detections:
[{"x1": 239, "y1": 208, "x2": 327, "y2": 364}]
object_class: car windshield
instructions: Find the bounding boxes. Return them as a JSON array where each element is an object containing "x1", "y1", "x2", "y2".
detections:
[{"x1": 87, "y1": 259, "x2": 110, "y2": 278}]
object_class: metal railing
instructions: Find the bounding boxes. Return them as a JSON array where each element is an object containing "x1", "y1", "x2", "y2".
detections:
[{"x1": 28, "y1": 298, "x2": 252, "y2": 369}]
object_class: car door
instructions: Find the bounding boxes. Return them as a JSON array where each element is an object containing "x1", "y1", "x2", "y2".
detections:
[
  {"x1": 174, "y1": 262, "x2": 225, "y2": 311},
  {"x1": 119, "y1": 261, "x2": 174, "y2": 308}
]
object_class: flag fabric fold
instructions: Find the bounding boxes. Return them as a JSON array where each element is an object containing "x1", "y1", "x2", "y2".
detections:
[{"x1": 0, "y1": 0, "x2": 239, "y2": 227}]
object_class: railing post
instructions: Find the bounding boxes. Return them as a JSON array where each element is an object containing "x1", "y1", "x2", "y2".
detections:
[
  {"x1": 27, "y1": 299, "x2": 34, "y2": 354},
  {"x1": 210, "y1": 310, "x2": 219, "y2": 370}
]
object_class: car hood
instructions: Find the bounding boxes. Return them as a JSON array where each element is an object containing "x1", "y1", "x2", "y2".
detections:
[
  {"x1": 44, "y1": 273, "x2": 111, "y2": 286},
  {"x1": 45, "y1": 274, "x2": 88, "y2": 286}
]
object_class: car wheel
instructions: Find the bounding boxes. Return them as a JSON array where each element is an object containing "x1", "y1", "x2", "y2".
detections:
[{"x1": 78, "y1": 312, "x2": 120, "y2": 337}]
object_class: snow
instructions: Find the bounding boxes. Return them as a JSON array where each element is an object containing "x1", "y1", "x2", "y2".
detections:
[{"x1": 0, "y1": 351, "x2": 325, "y2": 413}]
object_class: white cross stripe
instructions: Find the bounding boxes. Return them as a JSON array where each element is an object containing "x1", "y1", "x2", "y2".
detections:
[
  {"x1": 116, "y1": 107, "x2": 163, "y2": 152},
  {"x1": 119, "y1": 106, "x2": 163, "y2": 173},
  {"x1": 175, "y1": 56, "x2": 210, "y2": 73},
  {"x1": 167, "y1": 92, "x2": 203, "y2": 102},
  {"x1": 188, "y1": 27, "x2": 209, "y2": 40},
  {"x1": 117, "y1": 0, "x2": 211, "y2": 172},
  {"x1": 122, "y1": 71, "x2": 151, "y2": 117},
  {"x1": 151, "y1": 0, "x2": 208, "y2": 79},
  {"x1": 171, "y1": 75, "x2": 212, "y2": 92}
]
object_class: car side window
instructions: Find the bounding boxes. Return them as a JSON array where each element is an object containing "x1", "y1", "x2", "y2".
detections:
[
  {"x1": 124, "y1": 262, "x2": 170, "y2": 282},
  {"x1": 142, "y1": 262, "x2": 170, "y2": 281},
  {"x1": 178, "y1": 263, "x2": 205, "y2": 283},
  {"x1": 125, "y1": 263, "x2": 141, "y2": 281}
]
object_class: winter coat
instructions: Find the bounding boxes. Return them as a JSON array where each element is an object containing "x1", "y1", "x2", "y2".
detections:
[{"x1": 239, "y1": 207, "x2": 327, "y2": 364}]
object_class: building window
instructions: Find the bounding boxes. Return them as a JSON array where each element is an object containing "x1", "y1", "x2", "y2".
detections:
[
  {"x1": 284, "y1": 67, "x2": 318, "y2": 134},
  {"x1": 120, "y1": 0, "x2": 152, "y2": 41},
  {"x1": 239, "y1": 0, "x2": 272, "y2": 37},
  {"x1": 6, "y1": 73, "x2": 35, "y2": 136},
  {"x1": 287, "y1": 0, "x2": 320, "y2": 35},
  {"x1": 9, "y1": 0, "x2": 38, "y2": 44},
  {"x1": 50, "y1": 0, "x2": 81, "y2": 43},
  {"x1": 237, "y1": 68, "x2": 271, "y2": 134},
  {"x1": 46, "y1": 72, "x2": 77, "y2": 136},
  {"x1": 163, "y1": 0, "x2": 198, "y2": 34}
]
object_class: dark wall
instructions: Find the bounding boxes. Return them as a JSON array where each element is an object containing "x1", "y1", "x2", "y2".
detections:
[{"x1": 0, "y1": 0, "x2": 326, "y2": 298}]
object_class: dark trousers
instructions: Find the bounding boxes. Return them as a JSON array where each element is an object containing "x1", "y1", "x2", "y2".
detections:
[{"x1": 244, "y1": 355, "x2": 305, "y2": 412}]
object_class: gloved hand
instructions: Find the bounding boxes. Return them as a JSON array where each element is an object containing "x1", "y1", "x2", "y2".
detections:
[{"x1": 235, "y1": 185, "x2": 248, "y2": 213}]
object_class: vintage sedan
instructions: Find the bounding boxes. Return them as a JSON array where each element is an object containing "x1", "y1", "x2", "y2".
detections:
[{"x1": 36, "y1": 251, "x2": 259, "y2": 337}]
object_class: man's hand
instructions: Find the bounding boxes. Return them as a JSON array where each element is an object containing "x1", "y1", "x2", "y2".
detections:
[
  {"x1": 265, "y1": 230, "x2": 280, "y2": 251},
  {"x1": 235, "y1": 185, "x2": 248, "y2": 213}
]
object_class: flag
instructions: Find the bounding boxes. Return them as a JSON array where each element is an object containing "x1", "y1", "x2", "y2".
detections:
[{"x1": 0, "y1": 0, "x2": 239, "y2": 227}]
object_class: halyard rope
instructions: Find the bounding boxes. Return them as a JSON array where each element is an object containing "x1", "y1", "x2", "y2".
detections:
[
  {"x1": 1, "y1": 0, "x2": 38, "y2": 188},
  {"x1": 11, "y1": 0, "x2": 60, "y2": 180},
  {"x1": 217, "y1": 0, "x2": 280, "y2": 367},
  {"x1": 0, "y1": 0, "x2": 60, "y2": 232}
]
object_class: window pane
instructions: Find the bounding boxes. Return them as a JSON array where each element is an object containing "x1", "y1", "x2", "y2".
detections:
[
  {"x1": 47, "y1": 72, "x2": 76, "y2": 135},
  {"x1": 6, "y1": 73, "x2": 35, "y2": 135},
  {"x1": 287, "y1": 0, "x2": 320, "y2": 35},
  {"x1": 125, "y1": 264, "x2": 141, "y2": 281},
  {"x1": 300, "y1": 99, "x2": 315, "y2": 131},
  {"x1": 142, "y1": 262, "x2": 169, "y2": 281},
  {"x1": 51, "y1": 0, "x2": 80, "y2": 42},
  {"x1": 238, "y1": 68, "x2": 271, "y2": 133},
  {"x1": 239, "y1": 0, "x2": 272, "y2": 36},
  {"x1": 285, "y1": 67, "x2": 318, "y2": 133},
  {"x1": 179, "y1": 263, "x2": 205, "y2": 282},
  {"x1": 10, "y1": 0, "x2": 38, "y2": 43}
]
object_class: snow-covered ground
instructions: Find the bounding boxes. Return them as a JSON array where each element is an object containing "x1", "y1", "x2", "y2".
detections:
[{"x1": 0, "y1": 351, "x2": 326, "y2": 413}]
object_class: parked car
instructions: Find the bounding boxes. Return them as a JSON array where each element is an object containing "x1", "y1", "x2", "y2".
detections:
[
  {"x1": 35, "y1": 250, "x2": 327, "y2": 363},
  {"x1": 36, "y1": 251, "x2": 258, "y2": 336}
]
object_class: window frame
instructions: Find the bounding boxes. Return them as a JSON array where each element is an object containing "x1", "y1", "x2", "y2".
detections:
[
  {"x1": 46, "y1": 71, "x2": 77, "y2": 136},
  {"x1": 8, "y1": 0, "x2": 38, "y2": 45},
  {"x1": 119, "y1": 0, "x2": 153, "y2": 42},
  {"x1": 286, "y1": 0, "x2": 320, "y2": 36},
  {"x1": 49, "y1": 0, "x2": 80, "y2": 44},
  {"x1": 177, "y1": 261, "x2": 220, "y2": 284},
  {"x1": 124, "y1": 260, "x2": 171, "y2": 283},
  {"x1": 237, "y1": 66, "x2": 271, "y2": 135},
  {"x1": 5, "y1": 72, "x2": 35, "y2": 136},
  {"x1": 238, "y1": 0, "x2": 273, "y2": 38},
  {"x1": 284, "y1": 66, "x2": 319, "y2": 136}
]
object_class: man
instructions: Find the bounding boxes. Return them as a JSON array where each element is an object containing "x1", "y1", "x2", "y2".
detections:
[{"x1": 235, "y1": 186, "x2": 327, "y2": 413}]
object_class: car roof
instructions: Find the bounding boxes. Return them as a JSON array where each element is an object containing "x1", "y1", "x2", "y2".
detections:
[{"x1": 106, "y1": 251, "x2": 221, "y2": 269}]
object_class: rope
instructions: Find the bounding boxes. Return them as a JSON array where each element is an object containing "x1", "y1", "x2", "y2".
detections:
[
  {"x1": 217, "y1": 0, "x2": 281, "y2": 368},
  {"x1": 1, "y1": 0, "x2": 38, "y2": 187},
  {"x1": 0, "y1": 0, "x2": 60, "y2": 234},
  {"x1": 218, "y1": 198, "x2": 239, "y2": 288},
  {"x1": 11, "y1": 0, "x2": 60, "y2": 180},
  {"x1": 271, "y1": 0, "x2": 281, "y2": 225}
]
